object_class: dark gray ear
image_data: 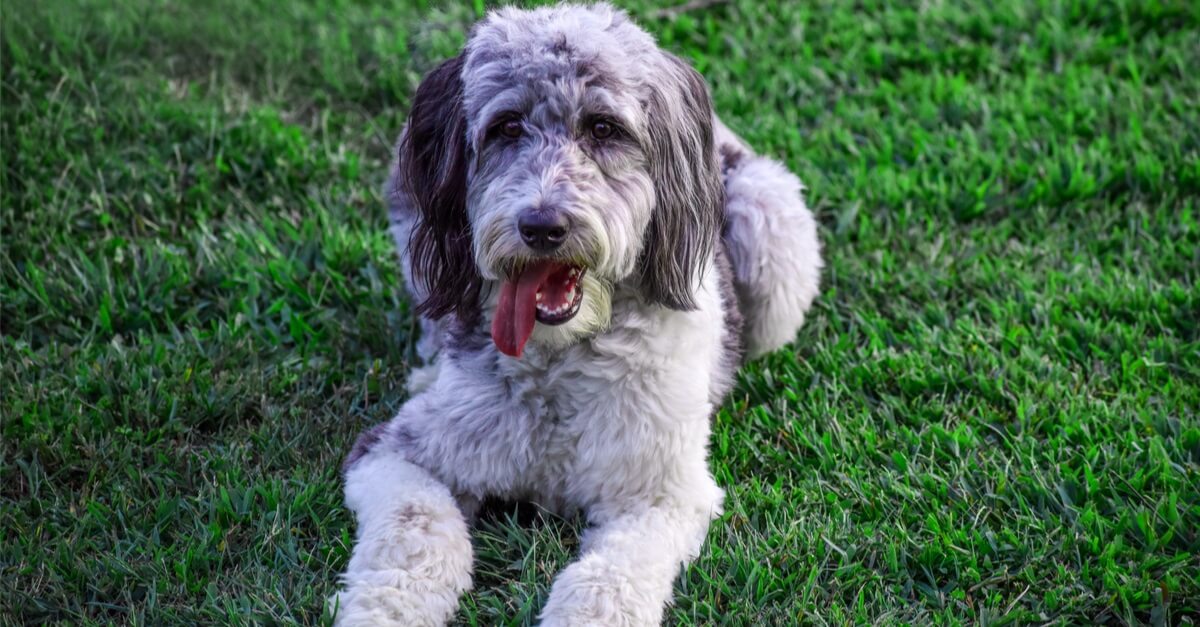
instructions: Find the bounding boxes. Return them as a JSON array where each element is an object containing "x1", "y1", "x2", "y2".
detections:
[
  {"x1": 639, "y1": 53, "x2": 724, "y2": 311},
  {"x1": 400, "y1": 54, "x2": 482, "y2": 321}
]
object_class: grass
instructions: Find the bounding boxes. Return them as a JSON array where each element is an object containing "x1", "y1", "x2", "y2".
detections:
[{"x1": 2, "y1": 0, "x2": 1198, "y2": 624}]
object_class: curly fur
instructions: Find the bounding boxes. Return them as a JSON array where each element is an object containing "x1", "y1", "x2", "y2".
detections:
[{"x1": 339, "y1": 4, "x2": 822, "y2": 625}]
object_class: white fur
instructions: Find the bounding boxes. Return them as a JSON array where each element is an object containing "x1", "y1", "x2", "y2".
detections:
[
  {"x1": 723, "y1": 154, "x2": 824, "y2": 357},
  {"x1": 334, "y1": 453, "x2": 474, "y2": 626},
  {"x1": 336, "y1": 269, "x2": 731, "y2": 625},
  {"x1": 336, "y1": 4, "x2": 821, "y2": 625}
]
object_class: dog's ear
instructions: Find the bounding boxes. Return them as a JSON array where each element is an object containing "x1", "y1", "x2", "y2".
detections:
[
  {"x1": 638, "y1": 53, "x2": 724, "y2": 311},
  {"x1": 400, "y1": 54, "x2": 481, "y2": 320}
]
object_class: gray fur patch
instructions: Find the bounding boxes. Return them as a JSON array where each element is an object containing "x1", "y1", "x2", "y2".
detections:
[
  {"x1": 711, "y1": 245, "x2": 744, "y2": 405},
  {"x1": 343, "y1": 421, "x2": 391, "y2": 473},
  {"x1": 719, "y1": 141, "x2": 747, "y2": 176}
]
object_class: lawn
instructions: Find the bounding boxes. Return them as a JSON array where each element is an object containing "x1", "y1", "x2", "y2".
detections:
[{"x1": 2, "y1": 0, "x2": 1198, "y2": 624}]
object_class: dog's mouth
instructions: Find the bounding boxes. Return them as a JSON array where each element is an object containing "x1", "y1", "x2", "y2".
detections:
[{"x1": 491, "y1": 260, "x2": 587, "y2": 358}]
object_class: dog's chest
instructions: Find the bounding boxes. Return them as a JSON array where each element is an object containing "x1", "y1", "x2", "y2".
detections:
[
  {"x1": 504, "y1": 346, "x2": 619, "y2": 438},
  {"x1": 476, "y1": 289, "x2": 726, "y2": 509},
  {"x1": 495, "y1": 345, "x2": 635, "y2": 499}
]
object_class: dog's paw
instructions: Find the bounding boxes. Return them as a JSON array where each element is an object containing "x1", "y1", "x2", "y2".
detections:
[
  {"x1": 333, "y1": 495, "x2": 474, "y2": 626},
  {"x1": 331, "y1": 567, "x2": 466, "y2": 627},
  {"x1": 539, "y1": 558, "x2": 666, "y2": 627}
]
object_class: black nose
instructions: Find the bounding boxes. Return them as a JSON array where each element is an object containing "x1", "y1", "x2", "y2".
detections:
[{"x1": 518, "y1": 208, "x2": 570, "y2": 251}]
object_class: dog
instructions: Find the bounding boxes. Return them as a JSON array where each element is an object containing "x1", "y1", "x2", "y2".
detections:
[{"x1": 333, "y1": 3, "x2": 822, "y2": 625}]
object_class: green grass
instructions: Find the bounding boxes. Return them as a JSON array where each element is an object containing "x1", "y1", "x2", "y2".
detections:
[{"x1": 2, "y1": 0, "x2": 1198, "y2": 624}]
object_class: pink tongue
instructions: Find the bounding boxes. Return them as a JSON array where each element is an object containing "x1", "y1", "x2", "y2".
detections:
[{"x1": 491, "y1": 261, "x2": 558, "y2": 358}]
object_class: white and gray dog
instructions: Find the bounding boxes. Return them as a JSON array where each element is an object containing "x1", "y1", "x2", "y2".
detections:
[{"x1": 334, "y1": 3, "x2": 821, "y2": 625}]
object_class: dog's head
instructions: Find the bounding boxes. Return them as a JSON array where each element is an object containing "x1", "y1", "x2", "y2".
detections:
[{"x1": 400, "y1": 3, "x2": 722, "y2": 357}]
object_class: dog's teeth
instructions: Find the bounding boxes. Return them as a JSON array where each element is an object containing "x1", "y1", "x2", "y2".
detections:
[{"x1": 536, "y1": 292, "x2": 543, "y2": 302}]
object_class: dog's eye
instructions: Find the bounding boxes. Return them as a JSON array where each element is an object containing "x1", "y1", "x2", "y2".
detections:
[
  {"x1": 591, "y1": 120, "x2": 616, "y2": 140},
  {"x1": 499, "y1": 119, "x2": 524, "y2": 139}
]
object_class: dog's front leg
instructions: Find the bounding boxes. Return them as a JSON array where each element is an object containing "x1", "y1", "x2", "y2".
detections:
[
  {"x1": 332, "y1": 423, "x2": 473, "y2": 626},
  {"x1": 539, "y1": 483, "x2": 724, "y2": 627}
]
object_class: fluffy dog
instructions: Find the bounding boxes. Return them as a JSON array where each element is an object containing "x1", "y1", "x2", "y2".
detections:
[{"x1": 334, "y1": 3, "x2": 821, "y2": 625}]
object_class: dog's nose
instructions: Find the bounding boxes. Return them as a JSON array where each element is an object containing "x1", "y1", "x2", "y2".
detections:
[{"x1": 518, "y1": 208, "x2": 570, "y2": 251}]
